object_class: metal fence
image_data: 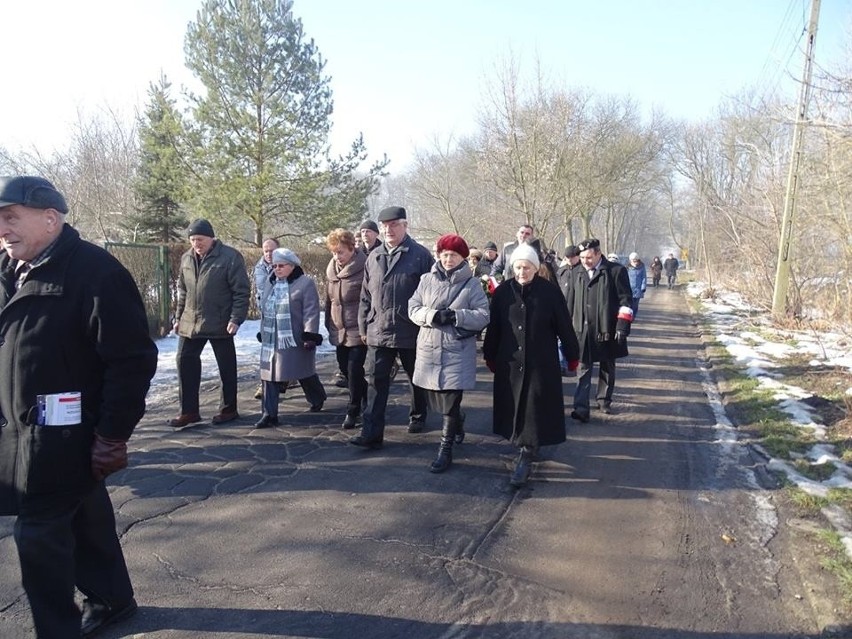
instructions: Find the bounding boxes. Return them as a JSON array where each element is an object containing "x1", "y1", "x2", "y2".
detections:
[{"x1": 105, "y1": 242, "x2": 171, "y2": 337}]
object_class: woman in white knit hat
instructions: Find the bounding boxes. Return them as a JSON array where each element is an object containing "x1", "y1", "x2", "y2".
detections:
[{"x1": 482, "y1": 243, "x2": 580, "y2": 488}]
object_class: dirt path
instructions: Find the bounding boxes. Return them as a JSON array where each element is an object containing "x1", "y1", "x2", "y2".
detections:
[{"x1": 1, "y1": 285, "x2": 849, "y2": 637}]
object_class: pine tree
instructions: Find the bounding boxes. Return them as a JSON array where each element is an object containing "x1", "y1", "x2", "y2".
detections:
[
  {"x1": 130, "y1": 75, "x2": 190, "y2": 243},
  {"x1": 183, "y1": 0, "x2": 387, "y2": 245}
]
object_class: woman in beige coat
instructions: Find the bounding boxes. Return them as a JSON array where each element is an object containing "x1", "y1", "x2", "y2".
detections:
[{"x1": 324, "y1": 229, "x2": 368, "y2": 429}]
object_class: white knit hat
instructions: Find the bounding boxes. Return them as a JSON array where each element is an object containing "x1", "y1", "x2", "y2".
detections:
[{"x1": 511, "y1": 243, "x2": 540, "y2": 269}]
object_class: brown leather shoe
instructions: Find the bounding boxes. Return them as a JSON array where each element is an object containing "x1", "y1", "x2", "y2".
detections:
[
  {"x1": 211, "y1": 410, "x2": 239, "y2": 424},
  {"x1": 168, "y1": 413, "x2": 202, "y2": 428}
]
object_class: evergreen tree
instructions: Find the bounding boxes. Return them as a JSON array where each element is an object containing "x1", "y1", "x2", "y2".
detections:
[
  {"x1": 130, "y1": 74, "x2": 190, "y2": 243},
  {"x1": 183, "y1": 0, "x2": 387, "y2": 245}
]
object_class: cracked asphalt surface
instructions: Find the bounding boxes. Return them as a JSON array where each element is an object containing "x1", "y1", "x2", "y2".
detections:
[{"x1": 1, "y1": 287, "x2": 849, "y2": 638}]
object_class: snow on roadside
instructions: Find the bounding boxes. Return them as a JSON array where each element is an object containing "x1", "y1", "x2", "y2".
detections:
[{"x1": 687, "y1": 281, "x2": 852, "y2": 556}]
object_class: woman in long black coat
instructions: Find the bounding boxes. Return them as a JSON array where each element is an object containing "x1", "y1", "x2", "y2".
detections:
[{"x1": 483, "y1": 243, "x2": 579, "y2": 487}]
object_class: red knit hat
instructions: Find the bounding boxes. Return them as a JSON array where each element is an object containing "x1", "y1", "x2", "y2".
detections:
[{"x1": 436, "y1": 234, "x2": 469, "y2": 259}]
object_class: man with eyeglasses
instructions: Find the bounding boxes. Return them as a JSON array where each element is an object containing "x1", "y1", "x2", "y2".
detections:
[
  {"x1": 491, "y1": 224, "x2": 540, "y2": 281},
  {"x1": 350, "y1": 206, "x2": 434, "y2": 449}
]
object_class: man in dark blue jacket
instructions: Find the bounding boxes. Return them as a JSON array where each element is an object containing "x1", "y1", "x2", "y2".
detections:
[
  {"x1": 0, "y1": 176, "x2": 158, "y2": 637},
  {"x1": 350, "y1": 206, "x2": 434, "y2": 449}
]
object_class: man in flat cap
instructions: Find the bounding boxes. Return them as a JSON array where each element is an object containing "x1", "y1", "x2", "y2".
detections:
[
  {"x1": 557, "y1": 245, "x2": 581, "y2": 304},
  {"x1": 170, "y1": 219, "x2": 250, "y2": 427},
  {"x1": 0, "y1": 176, "x2": 157, "y2": 636},
  {"x1": 359, "y1": 219, "x2": 382, "y2": 255},
  {"x1": 481, "y1": 241, "x2": 499, "y2": 275},
  {"x1": 565, "y1": 238, "x2": 634, "y2": 421},
  {"x1": 351, "y1": 206, "x2": 434, "y2": 449}
]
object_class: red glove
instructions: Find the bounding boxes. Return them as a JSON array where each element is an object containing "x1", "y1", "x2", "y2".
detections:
[
  {"x1": 567, "y1": 359, "x2": 579, "y2": 372},
  {"x1": 91, "y1": 433, "x2": 128, "y2": 481},
  {"x1": 485, "y1": 359, "x2": 496, "y2": 373}
]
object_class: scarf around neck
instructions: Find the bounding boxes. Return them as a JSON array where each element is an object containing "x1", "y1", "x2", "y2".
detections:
[{"x1": 260, "y1": 279, "x2": 298, "y2": 364}]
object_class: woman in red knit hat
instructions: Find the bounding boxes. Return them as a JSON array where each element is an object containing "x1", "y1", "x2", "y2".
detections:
[{"x1": 408, "y1": 233, "x2": 490, "y2": 473}]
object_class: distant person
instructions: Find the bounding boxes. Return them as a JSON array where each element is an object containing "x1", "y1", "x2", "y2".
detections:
[
  {"x1": 0, "y1": 175, "x2": 158, "y2": 637},
  {"x1": 626, "y1": 252, "x2": 647, "y2": 317},
  {"x1": 467, "y1": 248, "x2": 489, "y2": 277},
  {"x1": 491, "y1": 224, "x2": 537, "y2": 281},
  {"x1": 170, "y1": 219, "x2": 250, "y2": 427},
  {"x1": 253, "y1": 237, "x2": 279, "y2": 399},
  {"x1": 483, "y1": 244, "x2": 579, "y2": 487},
  {"x1": 255, "y1": 248, "x2": 327, "y2": 427},
  {"x1": 350, "y1": 206, "x2": 434, "y2": 450},
  {"x1": 663, "y1": 252, "x2": 680, "y2": 289},
  {"x1": 409, "y1": 234, "x2": 489, "y2": 472},
  {"x1": 649, "y1": 256, "x2": 663, "y2": 287},
  {"x1": 481, "y1": 241, "x2": 499, "y2": 274},
  {"x1": 565, "y1": 239, "x2": 633, "y2": 420},
  {"x1": 359, "y1": 219, "x2": 382, "y2": 254},
  {"x1": 324, "y1": 229, "x2": 368, "y2": 429}
]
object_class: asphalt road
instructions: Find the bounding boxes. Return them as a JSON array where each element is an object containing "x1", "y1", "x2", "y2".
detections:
[{"x1": 1, "y1": 285, "x2": 849, "y2": 638}]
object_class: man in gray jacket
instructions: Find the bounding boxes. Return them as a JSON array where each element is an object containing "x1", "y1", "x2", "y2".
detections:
[
  {"x1": 169, "y1": 219, "x2": 250, "y2": 427},
  {"x1": 350, "y1": 206, "x2": 434, "y2": 449}
]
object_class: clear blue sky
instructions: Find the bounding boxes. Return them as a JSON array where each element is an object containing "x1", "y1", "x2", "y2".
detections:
[{"x1": 4, "y1": 1, "x2": 848, "y2": 174}]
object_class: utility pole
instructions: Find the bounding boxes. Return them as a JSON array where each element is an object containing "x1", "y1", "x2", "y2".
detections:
[{"x1": 772, "y1": 0, "x2": 820, "y2": 317}]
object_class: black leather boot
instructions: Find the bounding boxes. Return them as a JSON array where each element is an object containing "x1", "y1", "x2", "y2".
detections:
[
  {"x1": 454, "y1": 411, "x2": 466, "y2": 444},
  {"x1": 509, "y1": 447, "x2": 535, "y2": 487},
  {"x1": 430, "y1": 417, "x2": 455, "y2": 473}
]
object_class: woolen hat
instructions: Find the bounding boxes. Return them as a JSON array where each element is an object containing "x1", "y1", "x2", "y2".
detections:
[
  {"x1": 187, "y1": 218, "x2": 215, "y2": 238},
  {"x1": 0, "y1": 175, "x2": 68, "y2": 213},
  {"x1": 272, "y1": 248, "x2": 300, "y2": 266},
  {"x1": 629, "y1": 252, "x2": 640, "y2": 261},
  {"x1": 484, "y1": 241, "x2": 498, "y2": 251},
  {"x1": 377, "y1": 206, "x2": 406, "y2": 222},
  {"x1": 511, "y1": 243, "x2": 540, "y2": 269},
  {"x1": 436, "y1": 233, "x2": 470, "y2": 259},
  {"x1": 564, "y1": 245, "x2": 579, "y2": 258},
  {"x1": 359, "y1": 219, "x2": 379, "y2": 233}
]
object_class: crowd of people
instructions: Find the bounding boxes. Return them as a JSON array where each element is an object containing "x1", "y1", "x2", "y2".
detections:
[{"x1": 0, "y1": 173, "x2": 683, "y2": 637}]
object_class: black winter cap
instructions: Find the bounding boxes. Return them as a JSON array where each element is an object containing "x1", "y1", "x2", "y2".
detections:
[
  {"x1": 187, "y1": 219, "x2": 215, "y2": 238},
  {"x1": 0, "y1": 175, "x2": 68, "y2": 213}
]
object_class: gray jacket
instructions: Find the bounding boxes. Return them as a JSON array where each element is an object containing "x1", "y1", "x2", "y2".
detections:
[
  {"x1": 176, "y1": 240, "x2": 250, "y2": 338},
  {"x1": 409, "y1": 264, "x2": 489, "y2": 391},
  {"x1": 358, "y1": 235, "x2": 434, "y2": 349}
]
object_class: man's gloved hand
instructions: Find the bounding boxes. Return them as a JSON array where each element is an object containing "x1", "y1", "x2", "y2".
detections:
[
  {"x1": 615, "y1": 318, "x2": 631, "y2": 345},
  {"x1": 433, "y1": 309, "x2": 456, "y2": 326},
  {"x1": 91, "y1": 434, "x2": 128, "y2": 481},
  {"x1": 567, "y1": 359, "x2": 580, "y2": 372},
  {"x1": 485, "y1": 359, "x2": 496, "y2": 373}
]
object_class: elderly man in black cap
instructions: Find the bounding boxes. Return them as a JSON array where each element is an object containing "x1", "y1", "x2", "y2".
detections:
[
  {"x1": 359, "y1": 219, "x2": 382, "y2": 255},
  {"x1": 169, "y1": 219, "x2": 250, "y2": 427},
  {"x1": 481, "y1": 241, "x2": 499, "y2": 274},
  {"x1": 350, "y1": 206, "x2": 434, "y2": 449},
  {"x1": 556, "y1": 245, "x2": 581, "y2": 303},
  {"x1": 564, "y1": 238, "x2": 634, "y2": 421},
  {"x1": 0, "y1": 176, "x2": 158, "y2": 637}
]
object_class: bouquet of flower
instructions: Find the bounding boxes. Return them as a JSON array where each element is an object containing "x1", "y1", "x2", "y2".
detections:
[{"x1": 480, "y1": 274, "x2": 499, "y2": 300}]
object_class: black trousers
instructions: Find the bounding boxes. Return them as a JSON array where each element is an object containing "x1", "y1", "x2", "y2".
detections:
[
  {"x1": 573, "y1": 359, "x2": 616, "y2": 412},
  {"x1": 337, "y1": 344, "x2": 368, "y2": 414},
  {"x1": 14, "y1": 482, "x2": 133, "y2": 639},
  {"x1": 262, "y1": 375, "x2": 327, "y2": 417},
  {"x1": 176, "y1": 335, "x2": 238, "y2": 414},
  {"x1": 361, "y1": 346, "x2": 427, "y2": 440}
]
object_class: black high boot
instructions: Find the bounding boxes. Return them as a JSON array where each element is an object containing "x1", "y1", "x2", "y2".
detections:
[
  {"x1": 454, "y1": 411, "x2": 466, "y2": 444},
  {"x1": 430, "y1": 417, "x2": 455, "y2": 473},
  {"x1": 509, "y1": 446, "x2": 535, "y2": 487}
]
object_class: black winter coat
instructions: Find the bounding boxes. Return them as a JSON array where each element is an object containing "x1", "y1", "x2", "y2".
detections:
[
  {"x1": 565, "y1": 258, "x2": 633, "y2": 363},
  {"x1": 483, "y1": 277, "x2": 579, "y2": 448},
  {"x1": 0, "y1": 225, "x2": 158, "y2": 515}
]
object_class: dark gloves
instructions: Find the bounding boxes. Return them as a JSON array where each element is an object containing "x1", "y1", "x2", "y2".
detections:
[
  {"x1": 303, "y1": 331, "x2": 323, "y2": 347},
  {"x1": 615, "y1": 318, "x2": 631, "y2": 345},
  {"x1": 256, "y1": 331, "x2": 262, "y2": 343},
  {"x1": 91, "y1": 433, "x2": 128, "y2": 481},
  {"x1": 485, "y1": 359, "x2": 496, "y2": 374},
  {"x1": 433, "y1": 309, "x2": 456, "y2": 326}
]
